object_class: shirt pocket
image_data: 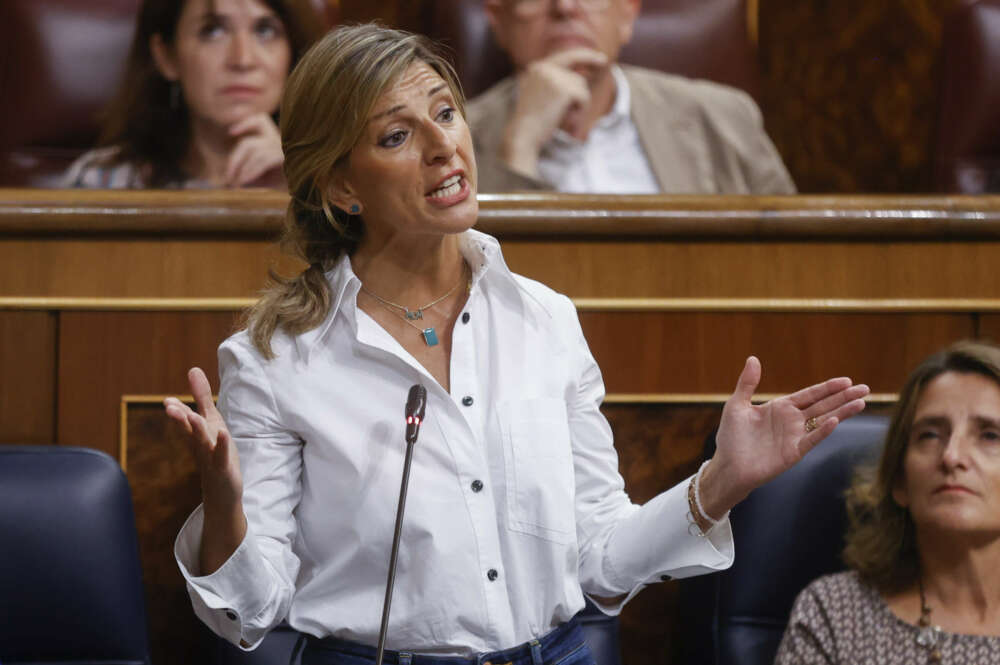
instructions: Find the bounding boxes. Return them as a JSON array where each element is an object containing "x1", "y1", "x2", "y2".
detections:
[{"x1": 498, "y1": 398, "x2": 576, "y2": 544}]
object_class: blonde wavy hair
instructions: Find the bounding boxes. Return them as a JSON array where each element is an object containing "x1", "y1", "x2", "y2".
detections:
[
  {"x1": 843, "y1": 340, "x2": 1000, "y2": 592},
  {"x1": 244, "y1": 23, "x2": 465, "y2": 358}
]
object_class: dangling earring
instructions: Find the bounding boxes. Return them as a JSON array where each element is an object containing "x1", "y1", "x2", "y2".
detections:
[{"x1": 169, "y1": 81, "x2": 181, "y2": 111}]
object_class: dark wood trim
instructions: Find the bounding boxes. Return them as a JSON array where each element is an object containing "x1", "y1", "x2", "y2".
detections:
[{"x1": 4, "y1": 189, "x2": 1000, "y2": 238}]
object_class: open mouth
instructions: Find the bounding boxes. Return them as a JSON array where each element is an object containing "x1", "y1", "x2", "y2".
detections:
[{"x1": 428, "y1": 174, "x2": 463, "y2": 199}]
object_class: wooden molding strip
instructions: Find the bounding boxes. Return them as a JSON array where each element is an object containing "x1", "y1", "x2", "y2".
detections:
[
  {"x1": 6, "y1": 296, "x2": 1000, "y2": 313},
  {"x1": 747, "y1": 0, "x2": 759, "y2": 45},
  {"x1": 1, "y1": 297, "x2": 257, "y2": 311},
  {"x1": 5, "y1": 189, "x2": 1000, "y2": 238}
]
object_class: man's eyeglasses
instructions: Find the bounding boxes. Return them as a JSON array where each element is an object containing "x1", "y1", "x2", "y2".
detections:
[{"x1": 511, "y1": 0, "x2": 612, "y2": 18}]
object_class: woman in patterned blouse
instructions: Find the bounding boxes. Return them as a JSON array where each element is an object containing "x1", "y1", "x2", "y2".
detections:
[{"x1": 776, "y1": 340, "x2": 1000, "y2": 664}]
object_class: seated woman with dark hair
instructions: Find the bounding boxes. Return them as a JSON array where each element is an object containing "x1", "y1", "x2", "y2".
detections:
[
  {"x1": 776, "y1": 340, "x2": 1000, "y2": 664},
  {"x1": 64, "y1": 0, "x2": 321, "y2": 189}
]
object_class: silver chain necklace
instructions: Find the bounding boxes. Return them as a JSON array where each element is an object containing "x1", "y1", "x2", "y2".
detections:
[{"x1": 360, "y1": 266, "x2": 468, "y2": 347}]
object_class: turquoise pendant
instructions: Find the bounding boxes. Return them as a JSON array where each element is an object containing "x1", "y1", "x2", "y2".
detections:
[{"x1": 421, "y1": 327, "x2": 439, "y2": 346}]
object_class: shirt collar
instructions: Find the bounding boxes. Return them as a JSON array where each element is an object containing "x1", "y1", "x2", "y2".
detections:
[
  {"x1": 608, "y1": 64, "x2": 631, "y2": 121},
  {"x1": 290, "y1": 229, "x2": 552, "y2": 362}
]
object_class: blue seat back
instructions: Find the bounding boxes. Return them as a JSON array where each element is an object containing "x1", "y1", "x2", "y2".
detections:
[{"x1": 0, "y1": 445, "x2": 151, "y2": 665}]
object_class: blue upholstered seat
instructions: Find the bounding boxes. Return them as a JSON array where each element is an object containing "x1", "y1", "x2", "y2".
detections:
[{"x1": 0, "y1": 445, "x2": 151, "y2": 665}]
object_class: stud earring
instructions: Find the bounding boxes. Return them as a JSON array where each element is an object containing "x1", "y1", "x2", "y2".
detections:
[{"x1": 350, "y1": 204, "x2": 360, "y2": 214}]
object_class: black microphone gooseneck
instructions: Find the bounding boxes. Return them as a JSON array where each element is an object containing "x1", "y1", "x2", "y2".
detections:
[{"x1": 375, "y1": 384, "x2": 427, "y2": 665}]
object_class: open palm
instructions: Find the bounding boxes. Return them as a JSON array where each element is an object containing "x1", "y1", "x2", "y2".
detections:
[{"x1": 708, "y1": 356, "x2": 870, "y2": 513}]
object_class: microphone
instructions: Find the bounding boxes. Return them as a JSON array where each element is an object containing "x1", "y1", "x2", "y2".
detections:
[
  {"x1": 375, "y1": 384, "x2": 426, "y2": 665},
  {"x1": 404, "y1": 384, "x2": 427, "y2": 444}
]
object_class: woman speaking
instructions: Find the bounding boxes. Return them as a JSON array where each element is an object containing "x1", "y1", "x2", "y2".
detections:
[{"x1": 165, "y1": 24, "x2": 869, "y2": 664}]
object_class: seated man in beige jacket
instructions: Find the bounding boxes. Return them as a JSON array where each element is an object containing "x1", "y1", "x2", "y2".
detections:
[{"x1": 470, "y1": 0, "x2": 796, "y2": 194}]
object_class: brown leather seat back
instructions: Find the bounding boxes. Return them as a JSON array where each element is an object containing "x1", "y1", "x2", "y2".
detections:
[
  {"x1": 0, "y1": 0, "x2": 140, "y2": 187},
  {"x1": 934, "y1": 0, "x2": 1000, "y2": 192},
  {"x1": 427, "y1": 0, "x2": 758, "y2": 100}
]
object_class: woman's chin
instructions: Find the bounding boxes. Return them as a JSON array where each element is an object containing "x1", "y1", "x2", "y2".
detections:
[{"x1": 426, "y1": 192, "x2": 479, "y2": 233}]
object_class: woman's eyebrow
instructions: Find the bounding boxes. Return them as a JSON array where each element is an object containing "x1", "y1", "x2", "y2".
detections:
[
  {"x1": 911, "y1": 415, "x2": 949, "y2": 429},
  {"x1": 972, "y1": 415, "x2": 1000, "y2": 429},
  {"x1": 370, "y1": 85, "x2": 450, "y2": 121},
  {"x1": 371, "y1": 104, "x2": 406, "y2": 121}
]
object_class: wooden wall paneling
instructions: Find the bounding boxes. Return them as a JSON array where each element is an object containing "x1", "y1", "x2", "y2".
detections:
[
  {"x1": 5, "y1": 191, "x2": 1000, "y2": 301},
  {"x1": 499, "y1": 240, "x2": 1000, "y2": 299},
  {"x1": 0, "y1": 239, "x2": 299, "y2": 298},
  {"x1": 4, "y1": 237, "x2": 998, "y2": 300},
  {"x1": 0, "y1": 310, "x2": 56, "y2": 443},
  {"x1": 758, "y1": 0, "x2": 954, "y2": 193},
  {"x1": 979, "y1": 315, "x2": 1000, "y2": 342},
  {"x1": 580, "y1": 311, "x2": 976, "y2": 395},
  {"x1": 57, "y1": 311, "x2": 240, "y2": 456}
]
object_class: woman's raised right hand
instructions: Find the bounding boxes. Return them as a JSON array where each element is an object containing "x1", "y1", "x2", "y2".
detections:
[{"x1": 165, "y1": 367, "x2": 247, "y2": 574}]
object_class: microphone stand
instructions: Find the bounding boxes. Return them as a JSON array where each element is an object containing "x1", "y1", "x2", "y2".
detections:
[{"x1": 375, "y1": 385, "x2": 426, "y2": 665}]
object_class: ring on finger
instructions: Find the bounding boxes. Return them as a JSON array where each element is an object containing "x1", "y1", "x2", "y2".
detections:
[{"x1": 805, "y1": 416, "x2": 819, "y2": 433}]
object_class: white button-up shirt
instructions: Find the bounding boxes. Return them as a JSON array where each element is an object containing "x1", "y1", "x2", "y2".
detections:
[
  {"x1": 538, "y1": 66, "x2": 661, "y2": 194},
  {"x1": 175, "y1": 230, "x2": 733, "y2": 655}
]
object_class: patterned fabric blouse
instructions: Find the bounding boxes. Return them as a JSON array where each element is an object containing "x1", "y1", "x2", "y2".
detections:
[
  {"x1": 775, "y1": 571, "x2": 1000, "y2": 664},
  {"x1": 61, "y1": 147, "x2": 208, "y2": 189}
]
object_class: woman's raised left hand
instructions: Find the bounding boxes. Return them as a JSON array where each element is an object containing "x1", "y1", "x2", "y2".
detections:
[{"x1": 699, "y1": 356, "x2": 870, "y2": 520}]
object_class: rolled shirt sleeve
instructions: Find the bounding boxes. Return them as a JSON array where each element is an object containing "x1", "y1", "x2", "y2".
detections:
[{"x1": 173, "y1": 335, "x2": 304, "y2": 649}]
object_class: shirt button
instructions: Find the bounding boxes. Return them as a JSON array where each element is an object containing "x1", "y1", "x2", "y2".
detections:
[
  {"x1": 225, "y1": 610, "x2": 238, "y2": 621},
  {"x1": 487, "y1": 568, "x2": 498, "y2": 581},
  {"x1": 471, "y1": 479, "x2": 483, "y2": 492},
  {"x1": 462, "y1": 396, "x2": 474, "y2": 407},
  {"x1": 461, "y1": 312, "x2": 470, "y2": 324}
]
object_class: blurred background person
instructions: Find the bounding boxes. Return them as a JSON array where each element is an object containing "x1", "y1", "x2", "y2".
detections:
[
  {"x1": 63, "y1": 0, "x2": 321, "y2": 189},
  {"x1": 776, "y1": 340, "x2": 1000, "y2": 664},
  {"x1": 469, "y1": 0, "x2": 795, "y2": 194}
]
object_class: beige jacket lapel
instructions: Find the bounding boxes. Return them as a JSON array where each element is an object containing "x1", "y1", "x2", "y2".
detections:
[{"x1": 625, "y1": 66, "x2": 715, "y2": 193}]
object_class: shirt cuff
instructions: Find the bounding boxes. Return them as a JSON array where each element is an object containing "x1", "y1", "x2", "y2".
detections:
[
  {"x1": 174, "y1": 504, "x2": 277, "y2": 649},
  {"x1": 594, "y1": 475, "x2": 735, "y2": 614}
]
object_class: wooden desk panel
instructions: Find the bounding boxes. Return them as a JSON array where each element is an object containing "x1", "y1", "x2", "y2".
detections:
[
  {"x1": 3, "y1": 191, "x2": 1000, "y2": 301},
  {"x1": 0, "y1": 238, "x2": 299, "y2": 298},
  {"x1": 580, "y1": 311, "x2": 974, "y2": 394},
  {"x1": 0, "y1": 311, "x2": 56, "y2": 443},
  {"x1": 499, "y1": 240, "x2": 1000, "y2": 299},
  {"x1": 981, "y1": 315, "x2": 1000, "y2": 341},
  {"x1": 1, "y1": 190, "x2": 996, "y2": 453},
  {"x1": 57, "y1": 311, "x2": 239, "y2": 456}
]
